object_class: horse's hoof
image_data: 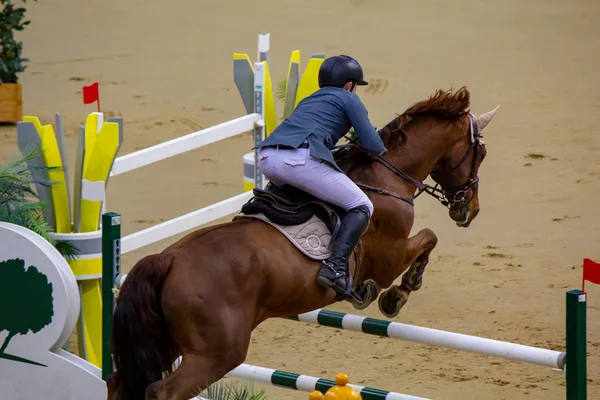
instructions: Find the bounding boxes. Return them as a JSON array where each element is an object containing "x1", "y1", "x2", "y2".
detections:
[
  {"x1": 352, "y1": 280, "x2": 378, "y2": 310},
  {"x1": 378, "y1": 287, "x2": 408, "y2": 318}
]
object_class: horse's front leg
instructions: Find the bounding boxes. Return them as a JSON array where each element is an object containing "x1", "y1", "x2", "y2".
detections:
[
  {"x1": 347, "y1": 278, "x2": 380, "y2": 310},
  {"x1": 378, "y1": 228, "x2": 438, "y2": 318}
]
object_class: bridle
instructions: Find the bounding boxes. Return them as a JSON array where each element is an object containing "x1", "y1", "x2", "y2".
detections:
[
  {"x1": 339, "y1": 113, "x2": 484, "y2": 210},
  {"x1": 416, "y1": 113, "x2": 484, "y2": 209}
]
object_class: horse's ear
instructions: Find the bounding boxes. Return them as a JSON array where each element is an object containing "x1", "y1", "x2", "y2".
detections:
[
  {"x1": 397, "y1": 114, "x2": 412, "y2": 127},
  {"x1": 475, "y1": 105, "x2": 500, "y2": 130}
]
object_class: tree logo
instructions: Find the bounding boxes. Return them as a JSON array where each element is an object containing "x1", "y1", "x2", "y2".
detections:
[{"x1": 0, "y1": 258, "x2": 54, "y2": 367}]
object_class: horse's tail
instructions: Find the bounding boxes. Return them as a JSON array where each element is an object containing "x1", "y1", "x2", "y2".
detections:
[{"x1": 109, "y1": 252, "x2": 179, "y2": 400}]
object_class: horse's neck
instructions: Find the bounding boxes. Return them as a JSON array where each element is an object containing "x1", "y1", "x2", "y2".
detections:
[
  {"x1": 349, "y1": 121, "x2": 454, "y2": 202},
  {"x1": 358, "y1": 121, "x2": 455, "y2": 239},
  {"x1": 391, "y1": 123, "x2": 454, "y2": 184}
]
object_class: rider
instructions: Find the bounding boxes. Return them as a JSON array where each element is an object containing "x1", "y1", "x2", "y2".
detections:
[{"x1": 254, "y1": 55, "x2": 387, "y2": 299}]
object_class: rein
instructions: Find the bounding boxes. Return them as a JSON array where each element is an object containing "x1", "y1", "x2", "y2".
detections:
[{"x1": 338, "y1": 113, "x2": 483, "y2": 209}]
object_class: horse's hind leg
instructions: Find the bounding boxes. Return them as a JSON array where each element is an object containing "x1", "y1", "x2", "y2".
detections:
[
  {"x1": 144, "y1": 353, "x2": 221, "y2": 400},
  {"x1": 378, "y1": 228, "x2": 438, "y2": 318},
  {"x1": 145, "y1": 319, "x2": 252, "y2": 400},
  {"x1": 146, "y1": 284, "x2": 254, "y2": 399}
]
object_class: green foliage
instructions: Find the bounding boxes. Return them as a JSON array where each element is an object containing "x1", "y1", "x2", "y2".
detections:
[
  {"x1": 0, "y1": 258, "x2": 54, "y2": 353},
  {"x1": 197, "y1": 380, "x2": 268, "y2": 400},
  {"x1": 0, "y1": 145, "x2": 78, "y2": 260},
  {"x1": 348, "y1": 129, "x2": 357, "y2": 141},
  {"x1": 276, "y1": 78, "x2": 287, "y2": 102},
  {"x1": 0, "y1": 0, "x2": 38, "y2": 84}
]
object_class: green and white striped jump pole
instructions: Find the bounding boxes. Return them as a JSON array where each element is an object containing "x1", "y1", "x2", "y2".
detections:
[
  {"x1": 176, "y1": 356, "x2": 429, "y2": 400},
  {"x1": 224, "y1": 363, "x2": 429, "y2": 400},
  {"x1": 286, "y1": 310, "x2": 566, "y2": 369},
  {"x1": 288, "y1": 295, "x2": 588, "y2": 400}
]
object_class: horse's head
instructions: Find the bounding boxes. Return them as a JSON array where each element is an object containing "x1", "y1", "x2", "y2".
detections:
[
  {"x1": 337, "y1": 87, "x2": 499, "y2": 228},
  {"x1": 360, "y1": 87, "x2": 499, "y2": 228},
  {"x1": 429, "y1": 104, "x2": 499, "y2": 227}
]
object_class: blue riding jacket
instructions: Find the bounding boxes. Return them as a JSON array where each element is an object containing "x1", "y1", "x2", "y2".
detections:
[{"x1": 255, "y1": 86, "x2": 387, "y2": 172}]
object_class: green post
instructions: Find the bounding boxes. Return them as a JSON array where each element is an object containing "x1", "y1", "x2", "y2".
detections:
[
  {"x1": 102, "y1": 212, "x2": 121, "y2": 381},
  {"x1": 566, "y1": 289, "x2": 587, "y2": 400}
]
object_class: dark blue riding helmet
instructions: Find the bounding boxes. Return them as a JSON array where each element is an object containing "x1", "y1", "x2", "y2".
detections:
[{"x1": 318, "y1": 55, "x2": 368, "y2": 88}]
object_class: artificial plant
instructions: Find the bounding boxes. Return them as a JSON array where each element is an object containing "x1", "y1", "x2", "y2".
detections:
[
  {"x1": 0, "y1": 0, "x2": 38, "y2": 84},
  {"x1": 0, "y1": 145, "x2": 78, "y2": 260}
]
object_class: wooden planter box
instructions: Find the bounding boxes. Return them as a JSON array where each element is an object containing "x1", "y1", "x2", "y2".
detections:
[{"x1": 0, "y1": 83, "x2": 23, "y2": 123}]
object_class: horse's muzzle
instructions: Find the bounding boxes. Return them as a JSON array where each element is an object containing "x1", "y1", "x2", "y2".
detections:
[
  {"x1": 450, "y1": 205, "x2": 472, "y2": 227},
  {"x1": 453, "y1": 207, "x2": 480, "y2": 227}
]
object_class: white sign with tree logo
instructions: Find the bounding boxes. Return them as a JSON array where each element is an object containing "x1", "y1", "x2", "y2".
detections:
[{"x1": 0, "y1": 222, "x2": 105, "y2": 400}]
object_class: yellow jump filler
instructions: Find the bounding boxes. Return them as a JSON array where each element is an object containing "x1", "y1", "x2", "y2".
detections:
[
  {"x1": 235, "y1": 33, "x2": 326, "y2": 193},
  {"x1": 17, "y1": 111, "x2": 123, "y2": 369}
]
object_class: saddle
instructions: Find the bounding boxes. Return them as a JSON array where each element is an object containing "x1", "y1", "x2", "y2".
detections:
[
  {"x1": 242, "y1": 183, "x2": 344, "y2": 233},
  {"x1": 233, "y1": 182, "x2": 347, "y2": 260}
]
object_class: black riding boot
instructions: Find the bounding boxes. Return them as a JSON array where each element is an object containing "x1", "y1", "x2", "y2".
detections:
[{"x1": 317, "y1": 205, "x2": 370, "y2": 299}]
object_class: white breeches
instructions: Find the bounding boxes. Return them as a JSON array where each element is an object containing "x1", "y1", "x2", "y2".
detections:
[{"x1": 257, "y1": 146, "x2": 374, "y2": 216}]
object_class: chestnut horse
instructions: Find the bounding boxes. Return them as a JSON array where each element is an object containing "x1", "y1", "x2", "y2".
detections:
[{"x1": 107, "y1": 87, "x2": 499, "y2": 400}]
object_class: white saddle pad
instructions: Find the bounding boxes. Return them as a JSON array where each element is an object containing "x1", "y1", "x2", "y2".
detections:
[{"x1": 234, "y1": 213, "x2": 332, "y2": 260}]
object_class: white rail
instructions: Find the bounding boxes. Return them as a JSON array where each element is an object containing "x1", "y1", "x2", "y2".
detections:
[
  {"x1": 121, "y1": 191, "x2": 252, "y2": 254},
  {"x1": 105, "y1": 112, "x2": 261, "y2": 254},
  {"x1": 110, "y1": 113, "x2": 260, "y2": 177}
]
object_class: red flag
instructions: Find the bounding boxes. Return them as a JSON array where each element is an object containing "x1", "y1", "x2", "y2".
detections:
[
  {"x1": 582, "y1": 258, "x2": 600, "y2": 293},
  {"x1": 82, "y1": 82, "x2": 100, "y2": 112}
]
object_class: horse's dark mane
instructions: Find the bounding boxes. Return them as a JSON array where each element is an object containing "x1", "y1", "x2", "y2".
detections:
[
  {"x1": 335, "y1": 87, "x2": 471, "y2": 172},
  {"x1": 401, "y1": 86, "x2": 471, "y2": 121}
]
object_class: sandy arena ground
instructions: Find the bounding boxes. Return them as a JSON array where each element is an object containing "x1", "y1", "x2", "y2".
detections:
[{"x1": 1, "y1": 0, "x2": 599, "y2": 399}]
